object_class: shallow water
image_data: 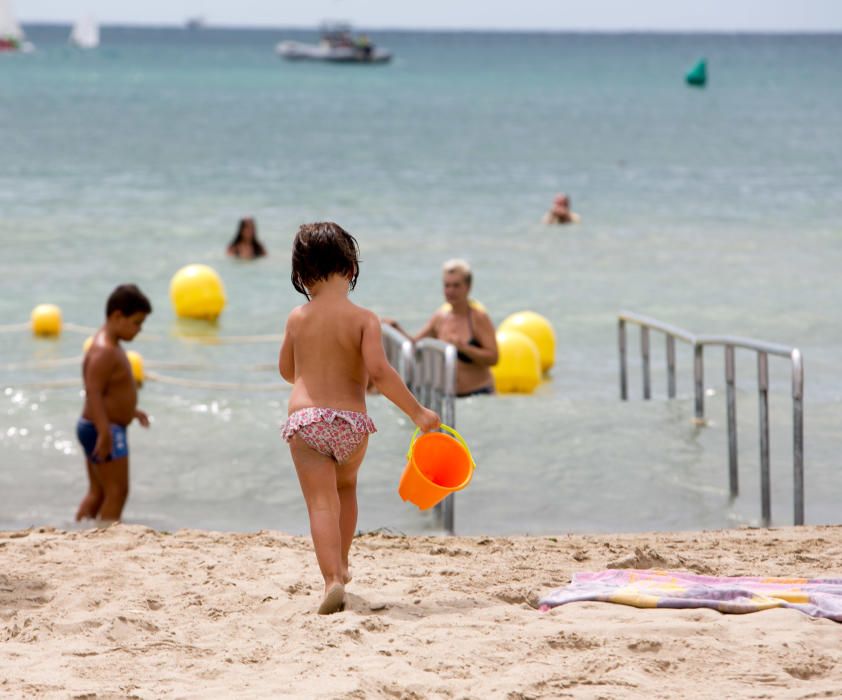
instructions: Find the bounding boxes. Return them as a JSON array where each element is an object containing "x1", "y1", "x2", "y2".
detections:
[{"x1": 2, "y1": 27, "x2": 841, "y2": 534}]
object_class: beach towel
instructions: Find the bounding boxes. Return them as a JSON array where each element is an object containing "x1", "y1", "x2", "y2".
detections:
[{"x1": 539, "y1": 570, "x2": 842, "y2": 622}]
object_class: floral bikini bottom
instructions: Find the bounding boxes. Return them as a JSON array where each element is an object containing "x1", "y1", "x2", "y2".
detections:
[{"x1": 282, "y1": 407, "x2": 377, "y2": 464}]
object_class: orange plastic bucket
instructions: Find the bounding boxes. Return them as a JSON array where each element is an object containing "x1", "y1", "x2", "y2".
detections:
[{"x1": 398, "y1": 425, "x2": 475, "y2": 510}]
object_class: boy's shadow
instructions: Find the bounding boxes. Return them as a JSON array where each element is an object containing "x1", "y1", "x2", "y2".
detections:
[{"x1": 0, "y1": 574, "x2": 51, "y2": 614}]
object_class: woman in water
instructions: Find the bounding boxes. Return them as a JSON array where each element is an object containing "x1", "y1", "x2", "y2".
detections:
[
  {"x1": 227, "y1": 217, "x2": 267, "y2": 259},
  {"x1": 388, "y1": 259, "x2": 498, "y2": 397}
]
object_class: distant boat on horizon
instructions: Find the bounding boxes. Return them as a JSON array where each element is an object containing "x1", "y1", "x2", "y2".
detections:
[
  {"x1": 276, "y1": 22, "x2": 392, "y2": 64},
  {"x1": 185, "y1": 16, "x2": 207, "y2": 31},
  {"x1": 0, "y1": 0, "x2": 34, "y2": 53},
  {"x1": 69, "y1": 15, "x2": 100, "y2": 49}
]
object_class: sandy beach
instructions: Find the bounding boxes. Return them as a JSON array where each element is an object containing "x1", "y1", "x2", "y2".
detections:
[{"x1": 2, "y1": 524, "x2": 841, "y2": 698}]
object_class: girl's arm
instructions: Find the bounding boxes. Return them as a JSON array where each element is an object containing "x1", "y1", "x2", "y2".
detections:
[
  {"x1": 361, "y1": 313, "x2": 440, "y2": 432},
  {"x1": 278, "y1": 313, "x2": 296, "y2": 383}
]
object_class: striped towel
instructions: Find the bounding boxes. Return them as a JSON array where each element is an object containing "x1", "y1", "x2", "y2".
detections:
[{"x1": 539, "y1": 570, "x2": 842, "y2": 621}]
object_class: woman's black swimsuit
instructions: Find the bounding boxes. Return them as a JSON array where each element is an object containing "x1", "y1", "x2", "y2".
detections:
[
  {"x1": 453, "y1": 309, "x2": 495, "y2": 397},
  {"x1": 456, "y1": 310, "x2": 482, "y2": 364}
]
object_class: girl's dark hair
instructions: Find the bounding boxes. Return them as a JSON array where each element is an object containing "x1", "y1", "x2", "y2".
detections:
[
  {"x1": 106, "y1": 284, "x2": 153, "y2": 317},
  {"x1": 228, "y1": 218, "x2": 267, "y2": 258},
  {"x1": 291, "y1": 222, "x2": 360, "y2": 299}
]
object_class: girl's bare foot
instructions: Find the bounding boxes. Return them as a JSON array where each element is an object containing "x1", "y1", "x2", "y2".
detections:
[{"x1": 318, "y1": 583, "x2": 345, "y2": 615}]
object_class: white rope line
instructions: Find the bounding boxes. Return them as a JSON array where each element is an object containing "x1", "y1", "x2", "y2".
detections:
[
  {"x1": 144, "y1": 360, "x2": 276, "y2": 372},
  {"x1": 145, "y1": 371, "x2": 285, "y2": 392},
  {"x1": 3, "y1": 321, "x2": 280, "y2": 344},
  {"x1": 0, "y1": 323, "x2": 31, "y2": 333},
  {"x1": 2, "y1": 372, "x2": 286, "y2": 392},
  {"x1": 62, "y1": 322, "x2": 102, "y2": 335},
  {"x1": 0, "y1": 356, "x2": 82, "y2": 370},
  {"x1": 176, "y1": 334, "x2": 283, "y2": 345},
  {"x1": 2, "y1": 378, "x2": 81, "y2": 389},
  {"x1": 0, "y1": 358, "x2": 274, "y2": 373}
]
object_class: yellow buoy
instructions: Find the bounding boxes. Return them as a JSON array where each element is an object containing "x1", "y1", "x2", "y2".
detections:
[
  {"x1": 169, "y1": 264, "x2": 227, "y2": 321},
  {"x1": 30, "y1": 304, "x2": 62, "y2": 337},
  {"x1": 499, "y1": 311, "x2": 556, "y2": 373},
  {"x1": 490, "y1": 329, "x2": 542, "y2": 394},
  {"x1": 83, "y1": 336, "x2": 94, "y2": 354},
  {"x1": 126, "y1": 350, "x2": 145, "y2": 386},
  {"x1": 439, "y1": 299, "x2": 487, "y2": 314}
]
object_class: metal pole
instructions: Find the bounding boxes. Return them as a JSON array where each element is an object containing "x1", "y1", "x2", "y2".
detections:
[
  {"x1": 693, "y1": 344, "x2": 704, "y2": 424},
  {"x1": 666, "y1": 334, "x2": 676, "y2": 399},
  {"x1": 792, "y1": 349, "x2": 804, "y2": 525},
  {"x1": 442, "y1": 344, "x2": 457, "y2": 535},
  {"x1": 757, "y1": 351, "x2": 771, "y2": 526},
  {"x1": 619, "y1": 319, "x2": 628, "y2": 400},
  {"x1": 641, "y1": 326, "x2": 651, "y2": 400},
  {"x1": 725, "y1": 345, "x2": 738, "y2": 498}
]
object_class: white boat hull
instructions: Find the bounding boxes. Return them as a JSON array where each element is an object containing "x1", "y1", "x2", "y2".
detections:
[{"x1": 275, "y1": 41, "x2": 391, "y2": 64}]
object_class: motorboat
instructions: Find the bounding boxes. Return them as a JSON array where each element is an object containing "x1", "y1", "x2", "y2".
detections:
[
  {"x1": 276, "y1": 24, "x2": 391, "y2": 64},
  {"x1": 69, "y1": 16, "x2": 100, "y2": 49},
  {"x1": 0, "y1": 0, "x2": 33, "y2": 53},
  {"x1": 185, "y1": 16, "x2": 207, "y2": 31}
]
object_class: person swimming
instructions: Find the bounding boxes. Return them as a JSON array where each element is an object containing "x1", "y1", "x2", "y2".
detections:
[
  {"x1": 542, "y1": 193, "x2": 581, "y2": 225},
  {"x1": 227, "y1": 217, "x2": 267, "y2": 259}
]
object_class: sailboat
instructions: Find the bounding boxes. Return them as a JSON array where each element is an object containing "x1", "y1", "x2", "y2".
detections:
[
  {"x1": 69, "y1": 16, "x2": 100, "y2": 49},
  {"x1": 0, "y1": 0, "x2": 34, "y2": 52}
]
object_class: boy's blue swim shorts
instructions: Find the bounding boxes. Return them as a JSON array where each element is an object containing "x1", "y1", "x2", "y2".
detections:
[{"x1": 76, "y1": 418, "x2": 129, "y2": 463}]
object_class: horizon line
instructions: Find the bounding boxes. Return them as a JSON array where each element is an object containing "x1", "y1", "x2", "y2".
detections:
[{"x1": 20, "y1": 20, "x2": 842, "y2": 35}]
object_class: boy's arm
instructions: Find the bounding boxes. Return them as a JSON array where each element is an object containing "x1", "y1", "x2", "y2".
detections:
[
  {"x1": 361, "y1": 313, "x2": 439, "y2": 432},
  {"x1": 84, "y1": 347, "x2": 115, "y2": 460},
  {"x1": 278, "y1": 311, "x2": 296, "y2": 383}
]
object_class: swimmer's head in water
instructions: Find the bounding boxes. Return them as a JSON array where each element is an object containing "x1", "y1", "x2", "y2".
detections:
[{"x1": 292, "y1": 222, "x2": 361, "y2": 299}]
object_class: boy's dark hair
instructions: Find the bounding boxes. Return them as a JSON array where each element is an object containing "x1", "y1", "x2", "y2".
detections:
[
  {"x1": 291, "y1": 222, "x2": 360, "y2": 299},
  {"x1": 106, "y1": 284, "x2": 153, "y2": 317}
]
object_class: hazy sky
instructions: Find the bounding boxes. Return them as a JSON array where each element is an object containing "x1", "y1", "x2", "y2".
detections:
[{"x1": 17, "y1": 0, "x2": 842, "y2": 31}]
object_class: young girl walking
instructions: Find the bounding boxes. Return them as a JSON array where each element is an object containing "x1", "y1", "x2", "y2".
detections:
[{"x1": 279, "y1": 222, "x2": 440, "y2": 615}]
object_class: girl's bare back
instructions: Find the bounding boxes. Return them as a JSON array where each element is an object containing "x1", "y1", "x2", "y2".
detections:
[{"x1": 287, "y1": 295, "x2": 371, "y2": 414}]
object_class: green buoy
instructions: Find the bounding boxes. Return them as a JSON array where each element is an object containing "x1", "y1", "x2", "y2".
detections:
[{"x1": 686, "y1": 59, "x2": 707, "y2": 87}]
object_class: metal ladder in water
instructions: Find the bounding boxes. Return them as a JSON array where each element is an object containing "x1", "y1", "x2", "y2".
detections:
[{"x1": 618, "y1": 311, "x2": 804, "y2": 526}]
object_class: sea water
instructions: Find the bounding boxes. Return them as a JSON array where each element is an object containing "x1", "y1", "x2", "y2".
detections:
[{"x1": 2, "y1": 26, "x2": 841, "y2": 535}]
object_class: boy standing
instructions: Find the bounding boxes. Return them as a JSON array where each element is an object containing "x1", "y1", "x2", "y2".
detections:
[{"x1": 75, "y1": 284, "x2": 152, "y2": 523}]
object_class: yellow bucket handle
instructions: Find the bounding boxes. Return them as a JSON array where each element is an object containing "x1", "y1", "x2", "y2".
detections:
[{"x1": 407, "y1": 424, "x2": 476, "y2": 468}]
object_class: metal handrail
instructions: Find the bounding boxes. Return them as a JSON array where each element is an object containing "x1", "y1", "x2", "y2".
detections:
[
  {"x1": 380, "y1": 327, "x2": 459, "y2": 534},
  {"x1": 380, "y1": 323, "x2": 414, "y2": 386},
  {"x1": 413, "y1": 338, "x2": 458, "y2": 535},
  {"x1": 618, "y1": 310, "x2": 804, "y2": 527}
]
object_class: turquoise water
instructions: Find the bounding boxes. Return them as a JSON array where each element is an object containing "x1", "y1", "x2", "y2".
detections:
[{"x1": 2, "y1": 26, "x2": 842, "y2": 534}]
